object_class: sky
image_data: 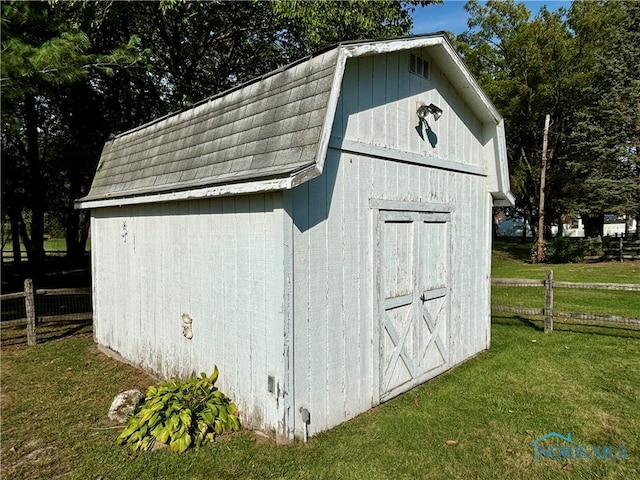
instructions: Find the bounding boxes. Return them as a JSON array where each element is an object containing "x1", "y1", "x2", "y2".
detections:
[{"x1": 412, "y1": 0, "x2": 573, "y2": 35}]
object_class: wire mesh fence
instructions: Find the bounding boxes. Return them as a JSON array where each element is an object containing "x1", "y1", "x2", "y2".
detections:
[
  {"x1": 1, "y1": 294, "x2": 27, "y2": 325},
  {"x1": 491, "y1": 282, "x2": 545, "y2": 315},
  {"x1": 36, "y1": 289, "x2": 92, "y2": 323},
  {"x1": 491, "y1": 271, "x2": 640, "y2": 332},
  {"x1": 1, "y1": 280, "x2": 92, "y2": 346}
]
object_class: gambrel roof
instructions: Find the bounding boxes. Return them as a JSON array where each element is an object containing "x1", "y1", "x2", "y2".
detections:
[{"x1": 77, "y1": 33, "x2": 513, "y2": 209}]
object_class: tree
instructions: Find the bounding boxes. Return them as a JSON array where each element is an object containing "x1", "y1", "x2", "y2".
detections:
[
  {"x1": 1, "y1": 0, "x2": 144, "y2": 273},
  {"x1": 454, "y1": 0, "x2": 576, "y2": 243},
  {"x1": 564, "y1": 0, "x2": 640, "y2": 237},
  {"x1": 115, "y1": 0, "x2": 437, "y2": 109},
  {"x1": 1, "y1": 0, "x2": 438, "y2": 277},
  {"x1": 454, "y1": 0, "x2": 639, "y2": 245},
  {"x1": 2, "y1": 1, "x2": 89, "y2": 271}
]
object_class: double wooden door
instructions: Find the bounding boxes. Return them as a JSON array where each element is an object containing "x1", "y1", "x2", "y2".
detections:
[{"x1": 377, "y1": 209, "x2": 451, "y2": 401}]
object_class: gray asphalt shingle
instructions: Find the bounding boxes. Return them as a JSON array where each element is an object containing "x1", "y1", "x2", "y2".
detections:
[{"x1": 82, "y1": 49, "x2": 338, "y2": 201}]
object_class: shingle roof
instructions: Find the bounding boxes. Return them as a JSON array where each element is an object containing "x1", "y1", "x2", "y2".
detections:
[
  {"x1": 83, "y1": 48, "x2": 339, "y2": 202},
  {"x1": 78, "y1": 33, "x2": 512, "y2": 208}
]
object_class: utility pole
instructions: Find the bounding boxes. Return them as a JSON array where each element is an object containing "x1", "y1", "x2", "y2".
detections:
[{"x1": 536, "y1": 114, "x2": 551, "y2": 263}]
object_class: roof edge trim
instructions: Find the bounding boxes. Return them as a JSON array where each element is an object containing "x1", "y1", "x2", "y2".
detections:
[
  {"x1": 313, "y1": 50, "x2": 349, "y2": 175},
  {"x1": 491, "y1": 191, "x2": 516, "y2": 207},
  {"x1": 75, "y1": 166, "x2": 320, "y2": 210}
]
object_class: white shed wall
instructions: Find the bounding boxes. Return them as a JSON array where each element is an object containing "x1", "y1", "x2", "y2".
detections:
[
  {"x1": 90, "y1": 193, "x2": 289, "y2": 433},
  {"x1": 332, "y1": 50, "x2": 485, "y2": 167},
  {"x1": 288, "y1": 51, "x2": 493, "y2": 437},
  {"x1": 88, "y1": 48, "x2": 498, "y2": 441},
  {"x1": 288, "y1": 149, "x2": 491, "y2": 437}
]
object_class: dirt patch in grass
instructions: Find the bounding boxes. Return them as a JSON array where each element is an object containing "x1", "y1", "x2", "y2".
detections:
[{"x1": 3, "y1": 439, "x2": 72, "y2": 480}]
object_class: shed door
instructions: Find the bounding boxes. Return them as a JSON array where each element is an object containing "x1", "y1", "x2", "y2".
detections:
[{"x1": 377, "y1": 210, "x2": 450, "y2": 402}]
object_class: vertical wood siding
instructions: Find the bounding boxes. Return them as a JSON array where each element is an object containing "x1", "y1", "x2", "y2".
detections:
[
  {"x1": 91, "y1": 193, "x2": 288, "y2": 434},
  {"x1": 332, "y1": 50, "x2": 485, "y2": 168},
  {"x1": 289, "y1": 50, "x2": 492, "y2": 437},
  {"x1": 91, "y1": 48, "x2": 497, "y2": 441},
  {"x1": 289, "y1": 152, "x2": 489, "y2": 437}
]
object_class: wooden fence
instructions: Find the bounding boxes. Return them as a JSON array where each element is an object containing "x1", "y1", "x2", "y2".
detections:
[
  {"x1": 492, "y1": 270, "x2": 640, "y2": 333},
  {"x1": 2, "y1": 250, "x2": 69, "y2": 261},
  {"x1": 592, "y1": 238, "x2": 640, "y2": 261},
  {"x1": 3, "y1": 273, "x2": 637, "y2": 344},
  {"x1": 0, "y1": 279, "x2": 92, "y2": 345}
]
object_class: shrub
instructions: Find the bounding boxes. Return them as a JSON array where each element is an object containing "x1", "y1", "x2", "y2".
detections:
[
  {"x1": 583, "y1": 237, "x2": 603, "y2": 257},
  {"x1": 117, "y1": 367, "x2": 240, "y2": 453},
  {"x1": 545, "y1": 237, "x2": 586, "y2": 263}
]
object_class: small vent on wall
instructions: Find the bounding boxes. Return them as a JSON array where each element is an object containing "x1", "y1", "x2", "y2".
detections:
[{"x1": 409, "y1": 53, "x2": 429, "y2": 79}]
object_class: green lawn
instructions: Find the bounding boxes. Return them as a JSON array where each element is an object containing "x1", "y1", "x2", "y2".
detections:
[
  {"x1": 1, "y1": 322, "x2": 638, "y2": 479},
  {"x1": 492, "y1": 239, "x2": 640, "y2": 283},
  {"x1": 1, "y1": 238, "x2": 91, "y2": 256},
  {"x1": 1, "y1": 239, "x2": 638, "y2": 479},
  {"x1": 491, "y1": 239, "x2": 640, "y2": 325}
]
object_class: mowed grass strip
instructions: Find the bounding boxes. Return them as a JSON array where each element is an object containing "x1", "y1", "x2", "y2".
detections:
[
  {"x1": 2, "y1": 321, "x2": 639, "y2": 480},
  {"x1": 492, "y1": 239, "x2": 640, "y2": 283},
  {"x1": 491, "y1": 239, "x2": 640, "y2": 324}
]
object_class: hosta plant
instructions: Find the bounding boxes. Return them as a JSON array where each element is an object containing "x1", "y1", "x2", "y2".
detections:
[{"x1": 118, "y1": 367, "x2": 240, "y2": 453}]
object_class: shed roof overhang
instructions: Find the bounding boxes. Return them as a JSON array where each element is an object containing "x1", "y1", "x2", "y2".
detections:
[{"x1": 76, "y1": 33, "x2": 513, "y2": 210}]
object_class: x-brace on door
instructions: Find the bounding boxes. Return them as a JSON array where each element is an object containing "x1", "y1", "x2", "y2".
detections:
[{"x1": 376, "y1": 209, "x2": 450, "y2": 402}]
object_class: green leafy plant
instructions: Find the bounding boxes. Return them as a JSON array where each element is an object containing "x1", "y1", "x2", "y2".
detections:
[
  {"x1": 583, "y1": 237, "x2": 604, "y2": 257},
  {"x1": 117, "y1": 367, "x2": 239, "y2": 453},
  {"x1": 545, "y1": 237, "x2": 587, "y2": 263},
  {"x1": 532, "y1": 238, "x2": 597, "y2": 264}
]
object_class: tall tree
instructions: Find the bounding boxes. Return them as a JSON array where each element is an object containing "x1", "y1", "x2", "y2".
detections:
[
  {"x1": 1, "y1": 0, "x2": 144, "y2": 273},
  {"x1": 454, "y1": 0, "x2": 575, "y2": 241},
  {"x1": 1, "y1": 0, "x2": 437, "y2": 277},
  {"x1": 455, "y1": 0, "x2": 639, "y2": 243},
  {"x1": 564, "y1": 0, "x2": 640, "y2": 237},
  {"x1": 2, "y1": 1, "x2": 91, "y2": 272}
]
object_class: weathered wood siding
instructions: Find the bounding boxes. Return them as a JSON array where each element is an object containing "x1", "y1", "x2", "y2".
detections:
[
  {"x1": 90, "y1": 193, "x2": 289, "y2": 433},
  {"x1": 288, "y1": 51, "x2": 492, "y2": 437},
  {"x1": 332, "y1": 50, "x2": 486, "y2": 167}
]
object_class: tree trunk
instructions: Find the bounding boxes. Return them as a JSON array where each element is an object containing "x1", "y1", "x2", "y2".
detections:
[
  {"x1": 66, "y1": 208, "x2": 81, "y2": 264},
  {"x1": 65, "y1": 209, "x2": 90, "y2": 264},
  {"x1": 10, "y1": 217, "x2": 22, "y2": 267},
  {"x1": 524, "y1": 206, "x2": 537, "y2": 242},
  {"x1": 65, "y1": 145, "x2": 90, "y2": 264},
  {"x1": 6, "y1": 196, "x2": 23, "y2": 269},
  {"x1": 79, "y1": 211, "x2": 90, "y2": 253},
  {"x1": 582, "y1": 213, "x2": 604, "y2": 238},
  {"x1": 24, "y1": 95, "x2": 47, "y2": 278}
]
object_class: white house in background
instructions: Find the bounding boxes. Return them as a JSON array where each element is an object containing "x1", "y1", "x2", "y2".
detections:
[
  {"x1": 76, "y1": 33, "x2": 513, "y2": 442},
  {"x1": 563, "y1": 216, "x2": 637, "y2": 238}
]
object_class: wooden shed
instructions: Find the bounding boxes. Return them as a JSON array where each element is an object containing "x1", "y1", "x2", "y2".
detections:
[{"x1": 77, "y1": 33, "x2": 513, "y2": 441}]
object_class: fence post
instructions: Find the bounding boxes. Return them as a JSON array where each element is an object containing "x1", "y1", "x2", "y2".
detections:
[
  {"x1": 544, "y1": 269, "x2": 554, "y2": 333},
  {"x1": 619, "y1": 237, "x2": 623, "y2": 262},
  {"x1": 25, "y1": 278, "x2": 37, "y2": 346}
]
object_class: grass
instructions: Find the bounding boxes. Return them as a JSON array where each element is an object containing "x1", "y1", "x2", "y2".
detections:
[
  {"x1": 492, "y1": 239, "x2": 640, "y2": 283},
  {"x1": 1, "y1": 239, "x2": 639, "y2": 479},
  {"x1": 1, "y1": 319, "x2": 93, "y2": 348},
  {"x1": 1, "y1": 322, "x2": 639, "y2": 479},
  {"x1": 491, "y1": 239, "x2": 640, "y2": 323},
  {"x1": 2, "y1": 238, "x2": 91, "y2": 253}
]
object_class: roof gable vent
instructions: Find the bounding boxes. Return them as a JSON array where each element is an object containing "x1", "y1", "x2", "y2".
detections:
[{"x1": 409, "y1": 53, "x2": 429, "y2": 79}]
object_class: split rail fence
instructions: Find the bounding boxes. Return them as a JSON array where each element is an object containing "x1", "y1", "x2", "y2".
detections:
[
  {"x1": 2, "y1": 272, "x2": 638, "y2": 344},
  {"x1": 1, "y1": 279, "x2": 92, "y2": 345},
  {"x1": 492, "y1": 270, "x2": 640, "y2": 333}
]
